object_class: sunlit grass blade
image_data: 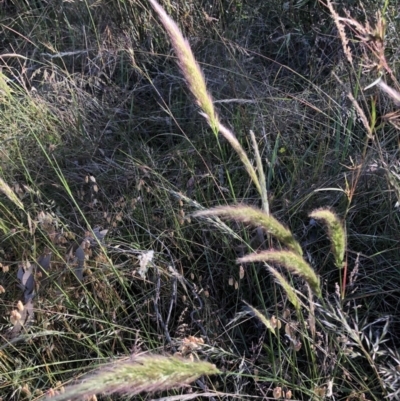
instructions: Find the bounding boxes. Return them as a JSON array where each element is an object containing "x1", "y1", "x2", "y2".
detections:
[
  {"x1": 238, "y1": 250, "x2": 321, "y2": 298},
  {"x1": 194, "y1": 205, "x2": 303, "y2": 255},
  {"x1": 250, "y1": 129, "x2": 269, "y2": 213}
]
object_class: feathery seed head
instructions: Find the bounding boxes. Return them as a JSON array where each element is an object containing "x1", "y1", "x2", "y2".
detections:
[
  {"x1": 194, "y1": 205, "x2": 303, "y2": 255},
  {"x1": 309, "y1": 208, "x2": 346, "y2": 269},
  {"x1": 46, "y1": 355, "x2": 220, "y2": 401},
  {"x1": 149, "y1": 0, "x2": 219, "y2": 133},
  {"x1": 238, "y1": 250, "x2": 321, "y2": 298}
]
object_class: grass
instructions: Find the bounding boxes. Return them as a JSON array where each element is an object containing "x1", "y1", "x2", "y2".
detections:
[{"x1": 1, "y1": 0, "x2": 400, "y2": 400}]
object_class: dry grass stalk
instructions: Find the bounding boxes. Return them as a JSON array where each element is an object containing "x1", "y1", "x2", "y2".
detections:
[
  {"x1": 46, "y1": 355, "x2": 220, "y2": 401},
  {"x1": 326, "y1": 0, "x2": 353, "y2": 66},
  {"x1": 193, "y1": 205, "x2": 302, "y2": 255},
  {"x1": 346, "y1": 90, "x2": 373, "y2": 139},
  {"x1": 238, "y1": 250, "x2": 321, "y2": 298},
  {"x1": 149, "y1": 0, "x2": 262, "y2": 196},
  {"x1": 148, "y1": 0, "x2": 218, "y2": 133},
  {"x1": 328, "y1": 3, "x2": 400, "y2": 138},
  {"x1": 342, "y1": 11, "x2": 397, "y2": 85},
  {"x1": 309, "y1": 208, "x2": 346, "y2": 269},
  {"x1": 329, "y1": 2, "x2": 398, "y2": 87}
]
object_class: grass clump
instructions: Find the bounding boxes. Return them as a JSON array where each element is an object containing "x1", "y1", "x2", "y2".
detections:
[{"x1": 1, "y1": 0, "x2": 400, "y2": 400}]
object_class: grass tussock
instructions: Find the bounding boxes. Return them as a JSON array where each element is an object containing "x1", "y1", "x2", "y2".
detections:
[{"x1": 1, "y1": 0, "x2": 400, "y2": 400}]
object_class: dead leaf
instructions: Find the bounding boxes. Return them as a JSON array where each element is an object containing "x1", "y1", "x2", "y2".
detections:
[
  {"x1": 74, "y1": 246, "x2": 85, "y2": 282},
  {"x1": 37, "y1": 253, "x2": 52, "y2": 280},
  {"x1": 17, "y1": 262, "x2": 35, "y2": 302}
]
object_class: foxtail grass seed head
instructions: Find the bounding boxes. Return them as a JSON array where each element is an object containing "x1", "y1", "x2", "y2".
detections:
[
  {"x1": 243, "y1": 300, "x2": 278, "y2": 336},
  {"x1": 149, "y1": 0, "x2": 219, "y2": 133},
  {"x1": 217, "y1": 124, "x2": 262, "y2": 195},
  {"x1": 194, "y1": 205, "x2": 303, "y2": 256},
  {"x1": 239, "y1": 250, "x2": 321, "y2": 298},
  {"x1": 250, "y1": 129, "x2": 268, "y2": 212},
  {"x1": 46, "y1": 355, "x2": 220, "y2": 401},
  {"x1": 149, "y1": 0, "x2": 262, "y2": 196},
  {"x1": 268, "y1": 266, "x2": 301, "y2": 311},
  {"x1": 309, "y1": 208, "x2": 346, "y2": 269}
]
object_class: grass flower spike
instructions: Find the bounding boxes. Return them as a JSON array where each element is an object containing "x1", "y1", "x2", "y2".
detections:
[
  {"x1": 243, "y1": 300, "x2": 280, "y2": 336},
  {"x1": 148, "y1": 0, "x2": 218, "y2": 133},
  {"x1": 149, "y1": 0, "x2": 262, "y2": 196},
  {"x1": 268, "y1": 266, "x2": 301, "y2": 311},
  {"x1": 194, "y1": 205, "x2": 303, "y2": 255},
  {"x1": 2, "y1": 0, "x2": 399, "y2": 399},
  {"x1": 309, "y1": 208, "x2": 346, "y2": 269},
  {"x1": 238, "y1": 250, "x2": 321, "y2": 298},
  {"x1": 47, "y1": 355, "x2": 220, "y2": 401}
]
